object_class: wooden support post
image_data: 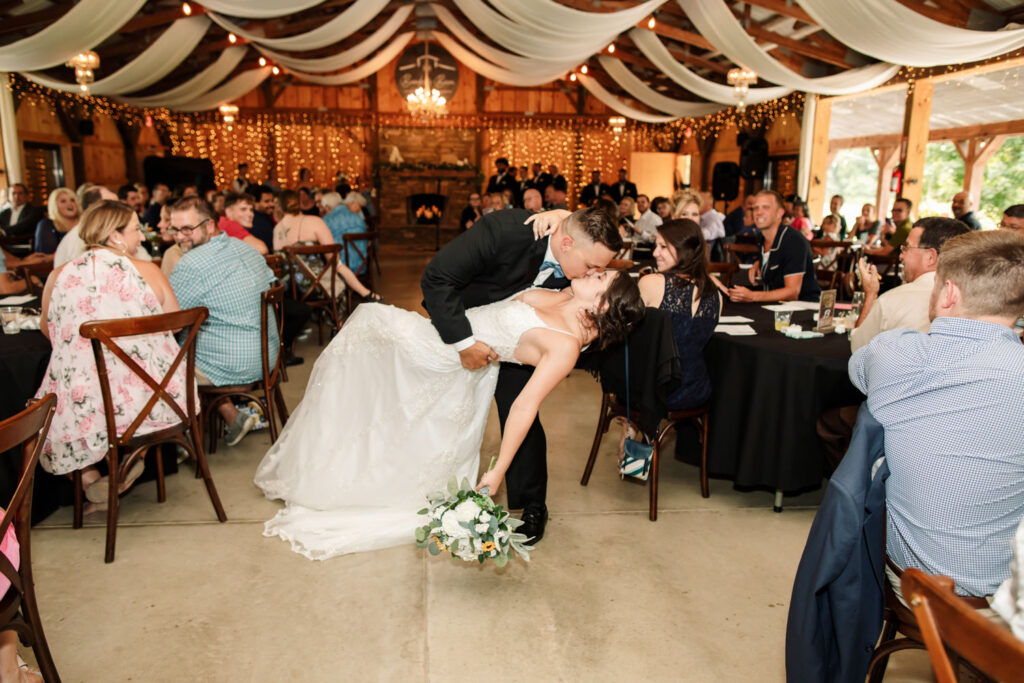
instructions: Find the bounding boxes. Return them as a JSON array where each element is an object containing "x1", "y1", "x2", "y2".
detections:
[
  {"x1": 899, "y1": 81, "x2": 933, "y2": 218},
  {"x1": 871, "y1": 145, "x2": 900, "y2": 221},
  {"x1": 956, "y1": 134, "x2": 1009, "y2": 209},
  {"x1": 805, "y1": 94, "x2": 832, "y2": 222},
  {"x1": 115, "y1": 120, "x2": 142, "y2": 183}
]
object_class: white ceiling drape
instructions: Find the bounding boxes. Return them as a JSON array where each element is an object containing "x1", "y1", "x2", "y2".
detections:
[
  {"x1": 198, "y1": 0, "x2": 326, "y2": 19},
  {"x1": 676, "y1": 0, "x2": 901, "y2": 95},
  {"x1": 795, "y1": 0, "x2": 1024, "y2": 67},
  {"x1": 255, "y1": 6, "x2": 413, "y2": 73},
  {"x1": 285, "y1": 33, "x2": 414, "y2": 86},
  {"x1": 629, "y1": 28, "x2": 792, "y2": 105},
  {"x1": 173, "y1": 66, "x2": 273, "y2": 111},
  {"x1": 431, "y1": 31, "x2": 572, "y2": 87},
  {"x1": 577, "y1": 73, "x2": 678, "y2": 123},
  {"x1": 116, "y1": 46, "x2": 249, "y2": 109},
  {"x1": 0, "y1": 0, "x2": 147, "y2": 71},
  {"x1": 22, "y1": 15, "x2": 211, "y2": 95},
  {"x1": 488, "y1": 0, "x2": 664, "y2": 38},
  {"x1": 207, "y1": 0, "x2": 390, "y2": 52},
  {"x1": 598, "y1": 56, "x2": 723, "y2": 117}
]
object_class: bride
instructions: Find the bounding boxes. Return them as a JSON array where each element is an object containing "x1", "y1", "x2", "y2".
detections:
[{"x1": 254, "y1": 271, "x2": 644, "y2": 560}]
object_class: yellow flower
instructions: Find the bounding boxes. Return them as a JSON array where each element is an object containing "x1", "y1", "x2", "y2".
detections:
[
  {"x1": 480, "y1": 542, "x2": 495, "y2": 552},
  {"x1": 432, "y1": 536, "x2": 446, "y2": 552}
]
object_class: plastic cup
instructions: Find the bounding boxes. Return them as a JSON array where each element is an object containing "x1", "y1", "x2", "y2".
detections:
[
  {"x1": 0, "y1": 306, "x2": 23, "y2": 335},
  {"x1": 774, "y1": 310, "x2": 792, "y2": 331}
]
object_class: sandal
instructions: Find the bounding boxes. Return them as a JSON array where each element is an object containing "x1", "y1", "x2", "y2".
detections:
[
  {"x1": 84, "y1": 459, "x2": 145, "y2": 504},
  {"x1": 361, "y1": 291, "x2": 384, "y2": 304}
]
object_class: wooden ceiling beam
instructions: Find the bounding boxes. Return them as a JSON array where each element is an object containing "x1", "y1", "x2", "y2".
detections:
[
  {"x1": 745, "y1": 24, "x2": 853, "y2": 69},
  {"x1": 638, "y1": 22, "x2": 715, "y2": 52},
  {"x1": 740, "y1": 0, "x2": 816, "y2": 25},
  {"x1": 117, "y1": 6, "x2": 203, "y2": 34},
  {"x1": 894, "y1": 0, "x2": 971, "y2": 26},
  {"x1": 0, "y1": 3, "x2": 73, "y2": 34}
]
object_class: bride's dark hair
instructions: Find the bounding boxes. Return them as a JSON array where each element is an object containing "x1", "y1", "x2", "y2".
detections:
[{"x1": 588, "y1": 272, "x2": 646, "y2": 349}]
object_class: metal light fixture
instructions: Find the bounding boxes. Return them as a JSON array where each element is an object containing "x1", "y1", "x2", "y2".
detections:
[
  {"x1": 405, "y1": 43, "x2": 448, "y2": 119},
  {"x1": 727, "y1": 67, "x2": 757, "y2": 113},
  {"x1": 67, "y1": 51, "x2": 100, "y2": 95}
]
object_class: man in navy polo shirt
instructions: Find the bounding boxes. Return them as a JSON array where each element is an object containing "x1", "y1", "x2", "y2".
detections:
[{"x1": 728, "y1": 189, "x2": 821, "y2": 303}]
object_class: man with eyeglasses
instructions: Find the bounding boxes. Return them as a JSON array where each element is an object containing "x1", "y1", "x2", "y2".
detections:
[
  {"x1": 851, "y1": 217, "x2": 970, "y2": 351},
  {"x1": 167, "y1": 196, "x2": 279, "y2": 446},
  {"x1": 999, "y1": 204, "x2": 1024, "y2": 235}
]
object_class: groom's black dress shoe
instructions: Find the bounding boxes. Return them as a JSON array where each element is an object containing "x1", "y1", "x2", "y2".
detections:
[{"x1": 520, "y1": 505, "x2": 548, "y2": 545}]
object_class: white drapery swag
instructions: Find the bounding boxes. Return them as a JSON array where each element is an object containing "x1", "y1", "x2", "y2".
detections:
[
  {"x1": 598, "y1": 56, "x2": 723, "y2": 118},
  {"x1": 22, "y1": 16, "x2": 210, "y2": 96},
  {"x1": 255, "y1": 6, "x2": 413, "y2": 73},
  {"x1": 629, "y1": 28, "x2": 791, "y2": 105},
  {"x1": 173, "y1": 67, "x2": 273, "y2": 112},
  {"x1": 430, "y1": 32, "x2": 571, "y2": 87},
  {"x1": 487, "y1": 0, "x2": 664, "y2": 37},
  {"x1": 577, "y1": 73, "x2": 679, "y2": 124},
  {"x1": 208, "y1": 0, "x2": 390, "y2": 52},
  {"x1": 796, "y1": 0, "x2": 1024, "y2": 67},
  {"x1": 117, "y1": 47, "x2": 248, "y2": 109},
  {"x1": 0, "y1": 0, "x2": 147, "y2": 71},
  {"x1": 676, "y1": 0, "x2": 901, "y2": 95},
  {"x1": 198, "y1": 0, "x2": 325, "y2": 19},
  {"x1": 285, "y1": 33, "x2": 414, "y2": 86}
]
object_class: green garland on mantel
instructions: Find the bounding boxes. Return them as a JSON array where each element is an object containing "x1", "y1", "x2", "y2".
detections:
[{"x1": 375, "y1": 161, "x2": 481, "y2": 173}]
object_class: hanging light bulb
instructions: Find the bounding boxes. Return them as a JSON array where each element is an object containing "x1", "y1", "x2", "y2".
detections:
[
  {"x1": 607, "y1": 44, "x2": 615, "y2": 54},
  {"x1": 227, "y1": 33, "x2": 237, "y2": 44},
  {"x1": 66, "y1": 51, "x2": 100, "y2": 96},
  {"x1": 580, "y1": 65, "x2": 588, "y2": 75},
  {"x1": 570, "y1": 73, "x2": 577, "y2": 82},
  {"x1": 272, "y1": 66, "x2": 280, "y2": 75},
  {"x1": 648, "y1": 15, "x2": 656, "y2": 29},
  {"x1": 182, "y1": 2, "x2": 192, "y2": 15},
  {"x1": 219, "y1": 104, "x2": 239, "y2": 127},
  {"x1": 258, "y1": 57, "x2": 267, "y2": 67}
]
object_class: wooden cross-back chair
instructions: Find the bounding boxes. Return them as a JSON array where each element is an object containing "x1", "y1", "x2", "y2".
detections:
[
  {"x1": 200, "y1": 285, "x2": 289, "y2": 454},
  {"x1": 723, "y1": 242, "x2": 759, "y2": 266},
  {"x1": 15, "y1": 261, "x2": 53, "y2": 298},
  {"x1": 263, "y1": 253, "x2": 286, "y2": 281},
  {"x1": 0, "y1": 395, "x2": 59, "y2": 682},
  {"x1": 341, "y1": 231, "x2": 378, "y2": 314},
  {"x1": 78, "y1": 307, "x2": 226, "y2": 563},
  {"x1": 281, "y1": 243, "x2": 343, "y2": 346}
]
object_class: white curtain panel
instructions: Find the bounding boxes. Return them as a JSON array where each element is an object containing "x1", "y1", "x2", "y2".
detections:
[
  {"x1": 676, "y1": 0, "x2": 900, "y2": 95},
  {"x1": 0, "y1": 73, "x2": 21, "y2": 183},
  {"x1": 117, "y1": 46, "x2": 248, "y2": 108},
  {"x1": 598, "y1": 56, "x2": 723, "y2": 117},
  {"x1": 286, "y1": 32, "x2": 413, "y2": 85},
  {"x1": 431, "y1": 31, "x2": 570, "y2": 87},
  {"x1": 23, "y1": 15, "x2": 210, "y2": 96},
  {"x1": 431, "y1": 4, "x2": 577, "y2": 70},
  {"x1": 199, "y1": 0, "x2": 325, "y2": 19},
  {"x1": 488, "y1": 0, "x2": 665, "y2": 37},
  {"x1": 0, "y1": 0, "x2": 148, "y2": 71},
  {"x1": 173, "y1": 66, "x2": 272, "y2": 111},
  {"x1": 450, "y1": 0, "x2": 612, "y2": 62},
  {"x1": 255, "y1": 6, "x2": 412, "y2": 73},
  {"x1": 629, "y1": 28, "x2": 791, "y2": 105},
  {"x1": 208, "y1": 0, "x2": 390, "y2": 52},
  {"x1": 577, "y1": 73, "x2": 678, "y2": 123},
  {"x1": 796, "y1": 0, "x2": 1024, "y2": 67}
]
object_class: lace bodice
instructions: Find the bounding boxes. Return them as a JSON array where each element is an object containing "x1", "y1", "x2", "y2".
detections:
[{"x1": 467, "y1": 291, "x2": 576, "y2": 364}]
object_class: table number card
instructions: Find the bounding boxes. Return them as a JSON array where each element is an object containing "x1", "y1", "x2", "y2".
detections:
[{"x1": 815, "y1": 289, "x2": 837, "y2": 333}]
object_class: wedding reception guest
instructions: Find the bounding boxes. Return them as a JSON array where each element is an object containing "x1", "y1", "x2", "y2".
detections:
[
  {"x1": 866, "y1": 198, "x2": 913, "y2": 256},
  {"x1": 356, "y1": 176, "x2": 376, "y2": 221},
  {"x1": 33, "y1": 188, "x2": 79, "y2": 254},
  {"x1": 209, "y1": 190, "x2": 226, "y2": 218},
  {"x1": 460, "y1": 192, "x2": 483, "y2": 230},
  {"x1": 517, "y1": 165, "x2": 531, "y2": 203},
  {"x1": 789, "y1": 199, "x2": 814, "y2": 240},
  {"x1": 248, "y1": 185, "x2": 276, "y2": 253},
  {"x1": 853, "y1": 203, "x2": 881, "y2": 241},
  {"x1": 141, "y1": 182, "x2": 169, "y2": 228},
  {"x1": 323, "y1": 191, "x2": 368, "y2": 274},
  {"x1": 54, "y1": 187, "x2": 152, "y2": 268},
  {"x1": 1000, "y1": 204, "x2": 1024, "y2": 235},
  {"x1": 951, "y1": 191, "x2": 983, "y2": 230},
  {"x1": 487, "y1": 191, "x2": 507, "y2": 212},
  {"x1": 0, "y1": 184, "x2": 43, "y2": 237},
  {"x1": 811, "y1": 215, "x2": 843, "y2": 269},
  {"x1": 333, "y1": 172, "x2": 350, "y2": 198},
  {"x1": 298, "y1": 168, "x2": 313, "y2": 187},
  {"x1": 502, "y1": 188, "x2": 515, "y2": 210},
  {"x1": 671, "y1": 190, "x2": 701, "y2": 223},
  {"x1": 547, "y1": 164, "x2": 567, "y2": 196},
  {"x1": 727, "y1": 189, "x2": 820, "y2": 303},
  {"x1": 699, "y1": 191, "x2": 726, "y2": 244},
  {"x1": 654, "y1": 196, "x2": 672, "y2": 221},
  {"x1": 297, "y1": 187, "x2": 318, "y2": 216},
  {"x1": 135, "y1": 182, "x2": 150, "y2": 208},
  {"x1": 36, "y1": 200, "x2": 187, "y2": 508},
  {"x1": 608, "y1": 169, "x2": 637, "y2": 203},
  {"x1": 530, "y1": 162, "x2": 551, "y2": 192},
  {"x1": 617, "y1": 196, "x2": 637, "y2": 238},
  {"x1": 231, "y1": 163, "x2": 250, "y2": 194},
  {"x1": 523, "y1": 188, "x2": 543, "y2": 213},
  {"x1": 851, "y1": 230, "x2": 1024, "y2": 598},
  {"x1": 506, "y1": 167, "x2": 522, "y2": 206},
  {"x1": 220, "y1": 193, "x2": 268, "y2": 255},
  {"x1": 545, "y1": 182, "x2": 568, "y2": 211},
  {"x1": 579, "y1": 170, "x2": 606, "y2": 207},
  {"x1": 485, "y1": 157, "x2": 516, "y2": 196},
  {"x1": 117, "y1": 184, "x2": 144, "y2": 218},
  {"x1": 634, "y1": 194, "x2": 661, "y2": 244},
  {"x1": 0, "y1": 248, "x2": 49, "y2": 295},
  {"x1": 159, "y1": 205, "x2": 184, "y2": 277}
]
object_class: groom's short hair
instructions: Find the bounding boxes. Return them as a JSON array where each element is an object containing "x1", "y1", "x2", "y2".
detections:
[{"x1": 565, "y1": 205, "x2": 623, "y2": 252}]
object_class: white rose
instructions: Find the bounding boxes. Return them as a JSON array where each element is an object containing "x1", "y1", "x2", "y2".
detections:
[
  {"x1": 474, "y1": 522, "x2": 489, "y2": 534},
  {"x1": 478, "y1": 511, "x2": 491, "y2": 523},
  {"x1": 454, "y1": 499, "x2": 481, "y2": 523},
  {"x1": 440, "y1": 510, "x2": 462, "y2": 538}
]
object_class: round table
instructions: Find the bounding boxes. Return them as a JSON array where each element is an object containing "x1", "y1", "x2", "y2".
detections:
[{"x1": 703, "y1": 301, "x2": 864, "y2": 507}]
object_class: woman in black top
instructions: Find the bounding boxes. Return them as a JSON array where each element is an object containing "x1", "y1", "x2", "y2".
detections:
[{"x1": 459, "y1": 192, "x2": 483, "y2": 231}]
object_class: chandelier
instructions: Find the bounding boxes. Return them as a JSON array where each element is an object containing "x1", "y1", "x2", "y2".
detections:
[
  {"x1": 406, "y1": 43, "x2": 448, "y2": 119},
  {"x1": 219, "y1": 104, "x2": 239, "y2": 129},
  {"x1": 67, "y1": 51, "x2": 100, "y2": 95},
  {"x1": 727, "y1": 67, "x2": 757, "y2": 113}
]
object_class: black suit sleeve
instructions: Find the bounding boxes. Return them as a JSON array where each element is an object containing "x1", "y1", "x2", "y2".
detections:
[
  {"x1": 420, "y1": 212, "x2": 506, "y2": 345},
  {"x1": 3, "y1": 206, "x2": 43, "y2": 237}
]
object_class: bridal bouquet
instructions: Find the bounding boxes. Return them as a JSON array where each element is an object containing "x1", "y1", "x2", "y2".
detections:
[{"x1": 415, "y1": 475, "x2": 532, "y2": 567}]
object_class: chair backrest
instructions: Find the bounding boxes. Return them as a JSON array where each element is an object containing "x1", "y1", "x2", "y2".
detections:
[
  {"x1": 16, "y1": 261, "x2": 53, "y2": 297},
  {"x1": 341, "y1": 231, "x2": 376, "y2": 280},
  {"x1": 264, "y1": 253, "x2": 286, "y2": 280},
  {"x1": 608, "y1": 258, "x2": 635, "y2": 270},
  {"x1": 810, "y1": 239, "x2": 852, "y2": 251},
  {"x1": 0, "y1": 395, "x2": 56, "y2": 594},
  {"x1": 79, "y1": 307, "x2": 208, "y2": 446},
  {"x1": 281, "y1": 243, "x2": 342, "y2": 304},
  {"x1": 902, "y1": 568, "x2": 1024, "y2": 683},
  {"x1": 260, "y1": 285, "x2": 285, "y2": 389},
  {"x1": 707, "y1": 261, "x2": 738, "y2": 282},
  {"x1": 723, "y1": 242, "x2": 759, "y2": 265}
]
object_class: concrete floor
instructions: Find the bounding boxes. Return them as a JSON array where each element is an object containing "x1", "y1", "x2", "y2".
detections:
[{"x1": 23, "y1": 248, "x2": 934, "y2": 682}]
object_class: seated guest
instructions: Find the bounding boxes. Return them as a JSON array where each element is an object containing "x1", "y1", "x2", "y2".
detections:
[
  {"x1": 160, "y1": 205, "x2": 184, "y2": 277},
  {"x1": 825, "y1": 194, "x2": 848, "y2": 238},
  {"x1": 653, "y1": 196, "x2": 672, "y2": 222},
  {"x1": 168, "y1": 197, "x2": 274, "y2": 446},
  {"x1": 0, "y1": 247, "x2": 49, "y2": 295},
  {"x1": 951, "y1": 191, "x2": 983, "y2": 231},
  {"x1": 523, "y1": 188, "x2": 543, "y2": 213},
  {"x1": 698, "y1": 191, "x2": 726, "y2": 244},
  {"x1": 854, "y1": 203, "x2": 881, "y2": 242},
  {"x1": 117, "y1": 184, "x2": 144, "y2": 219},
  {"x1": 724, "y1": 194, "x2": 754, "y2": 238},
  {"x1": 999, "y1": 204, "x2": 1024, "y2": 236},
  {"x1": 617, "y1": 196, "x2": 636, "y2": 239},
  {"x1": 0, "y1": 184, "x2": 43, "y2": 237},
  {"x1": 36, "y1": 200, "x2": 187, "y2": 509},
  {"x1": 851, "y1": 230, "x2": 1024, "y2": 598},
  {"x1": 297, "y1": 187, "x2": 319, "y2": 216},
  {"x1": 33, "y1": 188, "x2": 79, "y2": 254},
  {"x1": 851, "y1": 217, "x2": 969, "y2": 351},
  {"x1": 811, "y1": 215, "x2": 842, "y2": 268},
  {"x1": 727, "y1": 189, "x2": 821, "y2": 303},
  {"x1": 545, "y1": 181, "x2": 569, "y2": 210},
  {"x1": 134, "y1": 183, "x2": 150, "y2": 212},
  {"x1": 460, "y1": 192, "x2": 483, "y2": 230},
  {"x1": 670, "y1": 190, "x2": 701, "y2": 223},
  {"x1": 323, "y1": 191, "x2": 368, "y2": 274},
  {"x1": 249, "y1": 185, "x2": 276, "y2": 253},
  {"x1": 789, "y1": 199, "x2": 814, "y2": 240},
  {"x1": 865, "y1": 198, "x2": 913, "y2": 256},
  {"x1": 272, "y1": 190, "x2": 379, "y2": 301},
  {"x1": 220, "y1": 192, "x2": 269, "y2": 255},
  {"x1": 141, "y1": 182, "x2": 170, "y2": 228},
  {"x1": 502, "y1": 188, "x2": 515, "y2": 211},
  {"x1": 633, "y1": 194, "x2": 661, "y2": 244},
  {"x1": 208, "y1": 190, "x2": 226, "y2": 219},
  {"x1": 54, "y1": 187, "x2": 152, "y2": 267},
  {"x1": 488, "y1": 191, "x2": 507, "y2": 212}
]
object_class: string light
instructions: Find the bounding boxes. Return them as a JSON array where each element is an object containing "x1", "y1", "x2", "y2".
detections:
[
  {"x1": 648, "y1": 15, "x2": 656, "y2": 29},
  {"x1": 272, "y1": 66, "x2": 280, "y2": 75},
  {"x1": 569, "y1": 73, "x2": 577, "y2": 82},
  {"x1": 607, "y1": 44, "x2": 615, "y2": 54},
  {"x1": 258, "y1": 57, "x2": 267, "y2": 67},
  {"x1": 228, "y1": 33, "x2": 237, "y2": 44},
  {"x1": 580, "y1": 65, "x2": 588, "y2": 75},
  {"x1": 182, "y1": 2, "x2": 192, "y2": 15}
]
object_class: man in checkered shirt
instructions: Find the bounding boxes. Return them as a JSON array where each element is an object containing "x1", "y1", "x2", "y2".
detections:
[{"x1": 850, "y1": 230, "x2": 1024, "y2": 598}]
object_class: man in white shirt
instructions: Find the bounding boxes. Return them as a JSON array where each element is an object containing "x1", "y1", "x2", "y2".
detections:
[
  {"x1": 55, "y1": 186, "x2": 152, "y2": 267},
  {"x1": 633, "y1": 194, "x2": 662, "y2": 243},
  {"x1": 698, "y1": 191, "x2": 725, "y2": 243},
  {"x1": 850, "y1": 217, "x2": 970, "y2": 351}
]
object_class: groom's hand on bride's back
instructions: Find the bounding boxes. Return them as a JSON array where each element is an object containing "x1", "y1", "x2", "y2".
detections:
[{"x1": 459, "y1": 341, "x2": 498, "y2": 370}]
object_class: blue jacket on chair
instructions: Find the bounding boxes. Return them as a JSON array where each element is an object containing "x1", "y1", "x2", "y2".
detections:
[{"x1": 785, "y1": 406, "x2": 888, "y2": 683}]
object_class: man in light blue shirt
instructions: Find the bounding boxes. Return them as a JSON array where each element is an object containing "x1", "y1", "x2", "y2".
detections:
[
  {"x1": 850, "y1": 230, "x2": 1024, "y2": 597},
  {"x1": 323, "y1": 192, "x2": 368, "y2": 275}
]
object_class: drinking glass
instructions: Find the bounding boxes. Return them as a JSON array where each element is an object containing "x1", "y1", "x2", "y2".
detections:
[
  {"x1": 851, "y1": 291, "x2": 866, "y2": 317},
  {"x1": 0, "y1": 306, "x2": 23, "y2": 335},
  {"x1": 774, "y1": 311, "x2": 792, "y2": 331}
]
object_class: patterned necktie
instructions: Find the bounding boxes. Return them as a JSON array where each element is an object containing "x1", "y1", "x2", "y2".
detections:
[{"x1": 540, "y1": 260, "x2": 564, "y2": 280}]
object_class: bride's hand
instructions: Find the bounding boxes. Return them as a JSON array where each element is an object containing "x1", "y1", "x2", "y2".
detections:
[
  {"x1": 475, "y1": 469, "x2": 504, "y2": 497},
  {"x1": 524, "y1": 209, "x2": 571, "y2": 240}
]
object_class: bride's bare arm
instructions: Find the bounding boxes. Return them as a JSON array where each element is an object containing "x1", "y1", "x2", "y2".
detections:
[{"x1": 476, "y1": 334, "x2": 579, "y2": 494}]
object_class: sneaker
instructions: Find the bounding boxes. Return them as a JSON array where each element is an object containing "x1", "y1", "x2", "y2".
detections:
[{"x1": 224, "y1": 413, "x2": 258, "y2": 447}]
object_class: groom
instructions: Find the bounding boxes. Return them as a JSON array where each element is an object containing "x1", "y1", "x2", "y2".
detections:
[{"x1": 421, "y1": 206, "x2": 622, "y2": 543}]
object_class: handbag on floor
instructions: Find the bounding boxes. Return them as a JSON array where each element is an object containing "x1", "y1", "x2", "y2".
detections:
[{"x1": 619, "y1": 339, "x2": 654, "y2": 481}]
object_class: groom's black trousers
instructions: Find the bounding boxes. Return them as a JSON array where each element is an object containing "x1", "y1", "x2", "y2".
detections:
[{"x1": 494, "y1": 362, "x2": 546, "y2": 511}]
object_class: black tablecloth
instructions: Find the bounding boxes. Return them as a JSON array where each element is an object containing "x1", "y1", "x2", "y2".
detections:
[{"x1": 703, "y1": 302, "x2": 864, "y2": 494}]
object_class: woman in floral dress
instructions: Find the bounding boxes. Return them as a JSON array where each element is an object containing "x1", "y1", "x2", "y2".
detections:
[{"x1": 36, "y1": 200, "x2": 190, "y2": 511}]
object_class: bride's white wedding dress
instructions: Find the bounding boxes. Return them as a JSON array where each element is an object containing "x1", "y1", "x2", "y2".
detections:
[{"x1": 254, "y1": 293, "x2": 573, "y2": 560}]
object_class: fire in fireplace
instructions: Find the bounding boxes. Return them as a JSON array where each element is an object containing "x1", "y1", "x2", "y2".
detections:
[{"x1": 407, "y1": 193, "x2": 446, "y2": 225}]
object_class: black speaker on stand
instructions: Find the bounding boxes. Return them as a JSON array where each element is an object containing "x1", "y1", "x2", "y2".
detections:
[{"x1": 712, "y1": 161, "x2": 740, "y2": 202}]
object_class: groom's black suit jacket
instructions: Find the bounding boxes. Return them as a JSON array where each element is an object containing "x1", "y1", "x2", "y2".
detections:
[{"x1": 421, "y1": 208, "x2": 567, "y2": 345}]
